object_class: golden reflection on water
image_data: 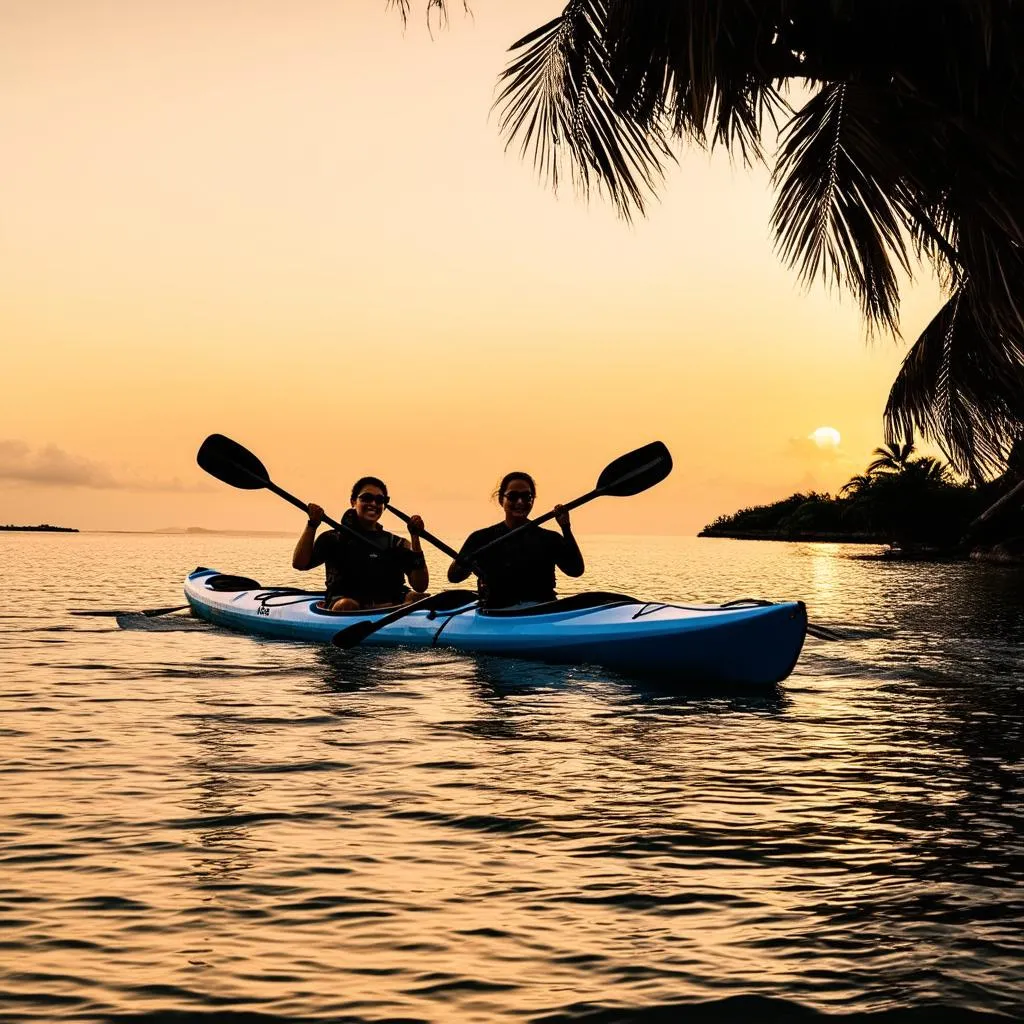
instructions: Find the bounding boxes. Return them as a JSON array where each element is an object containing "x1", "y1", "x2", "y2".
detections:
[
  {"x1": 182, "y1": 698, "x2": 263, "y2": 887},
  {"x1": 1, "y1": 534, "x2": 1022, "y2": 1020},
  {"x1": 804, "y1": 542, "x2": 843, "y2": 608}
]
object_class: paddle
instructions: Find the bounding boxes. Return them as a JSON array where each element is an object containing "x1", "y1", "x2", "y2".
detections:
[
  {"x1": 197, "y1": 433, "x2": 385, "y2": 551},
  {"x1": 388, "y1": 441, "x2": 670, "y2": 579},
  {"x1": 198, "y1": 433, "x2": 460, "y2": 561},
  {"x1": 805, "y1": 622, "x2": 847, "y2": 641},
  {"x1": 331, "y1": 590, "x2": 478, "y2": 649},
  {"x1": 70, "y1": 604, "x2": 191, "y2": 618},
  {"x1": 457, "y1": 440, "x2": 673, "y2": 565}
]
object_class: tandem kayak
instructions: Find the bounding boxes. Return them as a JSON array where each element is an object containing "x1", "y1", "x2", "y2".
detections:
[{"x1": 184, "y1": 567, "x2": 807, "y2": 686}]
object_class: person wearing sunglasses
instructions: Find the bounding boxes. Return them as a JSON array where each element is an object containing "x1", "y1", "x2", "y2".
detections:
[
  {"x1": 447, "y1": 471, "x2": 584, "y2": 608},
  {"x1": 292, "y1": 476, "x2": 429, "y2": 611}
]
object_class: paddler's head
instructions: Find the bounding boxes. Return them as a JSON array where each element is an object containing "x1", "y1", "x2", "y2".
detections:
[
  {"x1": 350, "y1": 476, "x2": 389, "y2": 529},
  {"x1": 495, "y1": 472, "x2": 535, "y2": 527}
]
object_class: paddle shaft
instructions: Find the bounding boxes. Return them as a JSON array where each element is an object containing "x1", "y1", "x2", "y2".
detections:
[
  {"x1": 385, "y1": 505, "x2": 460, "y2": 561},
  {"x1": 386, "y1": 503, "x2": 489, "y2": 581},
  {"x1": 460, "y1": 486, "x2": 600, "y2": 563},
  {"x1": 463, "y1": 451, "x2": 664, "y2": 563},
  {"x1": 70, "y1": 604, "x2": 191, "y2": 618},
  {"x1": 232, "y1": 464, "x2": 381, "y2": 551},
  {"x1": 332, "y1": 590, "x2": 477, "y2": 648},
  {"x1": 334, "y1": 598, "x2": 428, "y2": 647}
]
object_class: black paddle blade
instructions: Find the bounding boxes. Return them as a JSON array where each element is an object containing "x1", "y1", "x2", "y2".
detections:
[
  {"x1": 331, "y1": 590, "x2": 477, "y2": 650},
  {"x1": 596, "y1": 441, "x2": 672, "y2": 496},
  {"x1": 197, "y1": 434, "x2": 270, "y2": 490}
]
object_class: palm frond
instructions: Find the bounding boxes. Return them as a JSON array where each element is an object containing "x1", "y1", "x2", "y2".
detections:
[
  {"x1": 771, "y1": 82, "x2": 913, "y2": 335},
  {"x1": 495, "y1": 0, "x2": 672, "y2": 219},
  {"x1": 839, "y1": 473, "x2": 871, "y2": 497},
  {"x1": 907, "y1": 455, "x2": 953, "y2": 485},
  {"x1": 385, "y1": 0, "x2": 456, "y2": 31},
  {"x1": 884, "y1": 288, "x2": 1024, "y2": 481},
  {"x1": 955, "y1": 219, "x2": 1024, "y2": 343},
  {"x1": 601, "y1": 0, "x2": 787, "y2": 161},
  {"x1": 709, "y1": 76, "x2": 785, "y2": 166},
  {"x1": 487, "y1": 0, "x2": 1024, "y2": 477},
  {"x1": 866, "y1": 440, "x2": 915, "y2": 476}
]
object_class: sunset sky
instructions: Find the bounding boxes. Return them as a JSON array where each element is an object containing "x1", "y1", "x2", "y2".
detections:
[{"x1": 1, "y1": 0, "x2": 947, "y2": 536}]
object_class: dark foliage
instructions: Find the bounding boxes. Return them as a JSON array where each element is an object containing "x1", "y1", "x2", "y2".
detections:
[
  {"x1": 701, "y1": 446, "x2": 987, "y2": 547},
  {"x1": 403, "y1": 2, "x2": 1024, "y2": 482}
]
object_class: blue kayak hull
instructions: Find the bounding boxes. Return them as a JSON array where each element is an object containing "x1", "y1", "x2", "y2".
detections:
[{"x1": 184, "y1": 568, "x2": 807, "y2": 686}]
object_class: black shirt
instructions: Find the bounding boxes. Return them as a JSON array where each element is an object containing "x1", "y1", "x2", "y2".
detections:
[
  {"x1": 311, "y1": 525, "x2": 421, "y2": 605},
  {"x1": 454, "y1": 521, "x2": 583, "y2": 608}
]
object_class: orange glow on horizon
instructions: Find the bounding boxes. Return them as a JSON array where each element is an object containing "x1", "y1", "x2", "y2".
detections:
[{"x1": 0, "y1": 1, "x2": 946, "y2": 535}]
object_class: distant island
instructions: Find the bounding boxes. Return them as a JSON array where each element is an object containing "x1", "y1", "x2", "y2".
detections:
[
  {"x1": 148, "y1": 526, "x2": 294, "y2": 538},
  {"x1": 700, "y1": 440, "x2": 1024, "y2": 561},
  {"x1": 1, "y1": 524, "x2": 79, "y2": 533}
]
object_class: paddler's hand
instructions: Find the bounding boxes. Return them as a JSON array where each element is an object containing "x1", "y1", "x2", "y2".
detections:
[
  {"x1": 407, "y1": 514, "x2": 424, "y2": 538},
  {"x1": 306, "y1": 503, "x2": 325, "y2": 525},
  {"x1": 554, "y1": 504, "x2": 571, "y2": 530}
]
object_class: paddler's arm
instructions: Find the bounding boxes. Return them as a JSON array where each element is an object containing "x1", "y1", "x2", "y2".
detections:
[
  {"x1": 447, "y1": 536, "x2": 476, "y2": 584},
  {"x1": 292, "y1": 502, "x2": 324, "y2": 570},
  {"x1": 554, "y1": 504, "x2": 585, "y2": 577},
  {"x1": 404, "y1": 515, "x2": 429, "y2": 593}
]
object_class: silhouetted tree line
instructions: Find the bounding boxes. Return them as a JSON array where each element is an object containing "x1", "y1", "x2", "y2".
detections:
[{"x1": 701, "y1": 442, "x2": 1023, "y2": 555}]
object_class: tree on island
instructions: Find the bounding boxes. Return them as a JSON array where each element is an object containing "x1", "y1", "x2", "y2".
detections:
[
  {"x1": 838, "y1": 445, "x2": 972, "y2": 549},
  {"x1": 396, "y1": 1, "x2": 1024, "y2": 490},
  {"x1": 865, "y1": 441, "x2": 917, "y2": 477},
  {"x1": 701, "y1": 443, "x2": 981, "y2": 553}
]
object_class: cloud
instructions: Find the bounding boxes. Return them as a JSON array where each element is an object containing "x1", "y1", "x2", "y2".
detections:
[
  {"x1": 0, "y1": 440, "x2": 118, "y2": 487},
  {"x1": 0, "y1": 440, "x2": 210, "y2": 491}
]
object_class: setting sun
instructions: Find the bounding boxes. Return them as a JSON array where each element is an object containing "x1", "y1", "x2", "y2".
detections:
[{"x1": 811, "y1": 426, "x2": 842, "y2": 448}]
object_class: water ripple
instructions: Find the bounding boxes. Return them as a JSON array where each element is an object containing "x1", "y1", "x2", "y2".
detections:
[{"x1": 0, "y1": 535, "x2": 1022, "y2": 1022}]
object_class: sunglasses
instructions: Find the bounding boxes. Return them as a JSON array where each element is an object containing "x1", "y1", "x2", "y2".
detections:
[
  {"x1": 503, "y1": 490, "x2": 534, "y2": 504},
  {"x1": 356, "y1": 493, "x2": 389, "y2": 506}
]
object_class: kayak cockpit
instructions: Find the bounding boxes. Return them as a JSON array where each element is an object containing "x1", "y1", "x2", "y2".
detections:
[{"x1": 479, "y1": 591, "x2": 639, "y2": 616}]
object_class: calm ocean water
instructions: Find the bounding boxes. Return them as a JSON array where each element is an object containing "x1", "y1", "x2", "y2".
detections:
[{"x1": 1, "y1": 532, "x2": 1022, "y2": 1023}]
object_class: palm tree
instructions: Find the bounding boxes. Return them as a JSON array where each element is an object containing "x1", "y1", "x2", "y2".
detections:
[
  {"x1": 841, "y1": 452, "x2": 959, "y2": 545},
  {"x1": 904, "y1": 455, "x2": 954, "y2": 487},
  {"x1": 865, "y1": 440, "x2": 916, "y2": 476},
  {"x1": 838, "y1": 473, "x2": 872, "y2": 498},
  {"x1": 403, "y1": 2, "x2": 1024, "y2": 483}
]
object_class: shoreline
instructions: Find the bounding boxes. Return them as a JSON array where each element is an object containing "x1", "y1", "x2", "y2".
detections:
[{"x1": 698, "y1": 530, "x2": 885, "y2": 544}]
